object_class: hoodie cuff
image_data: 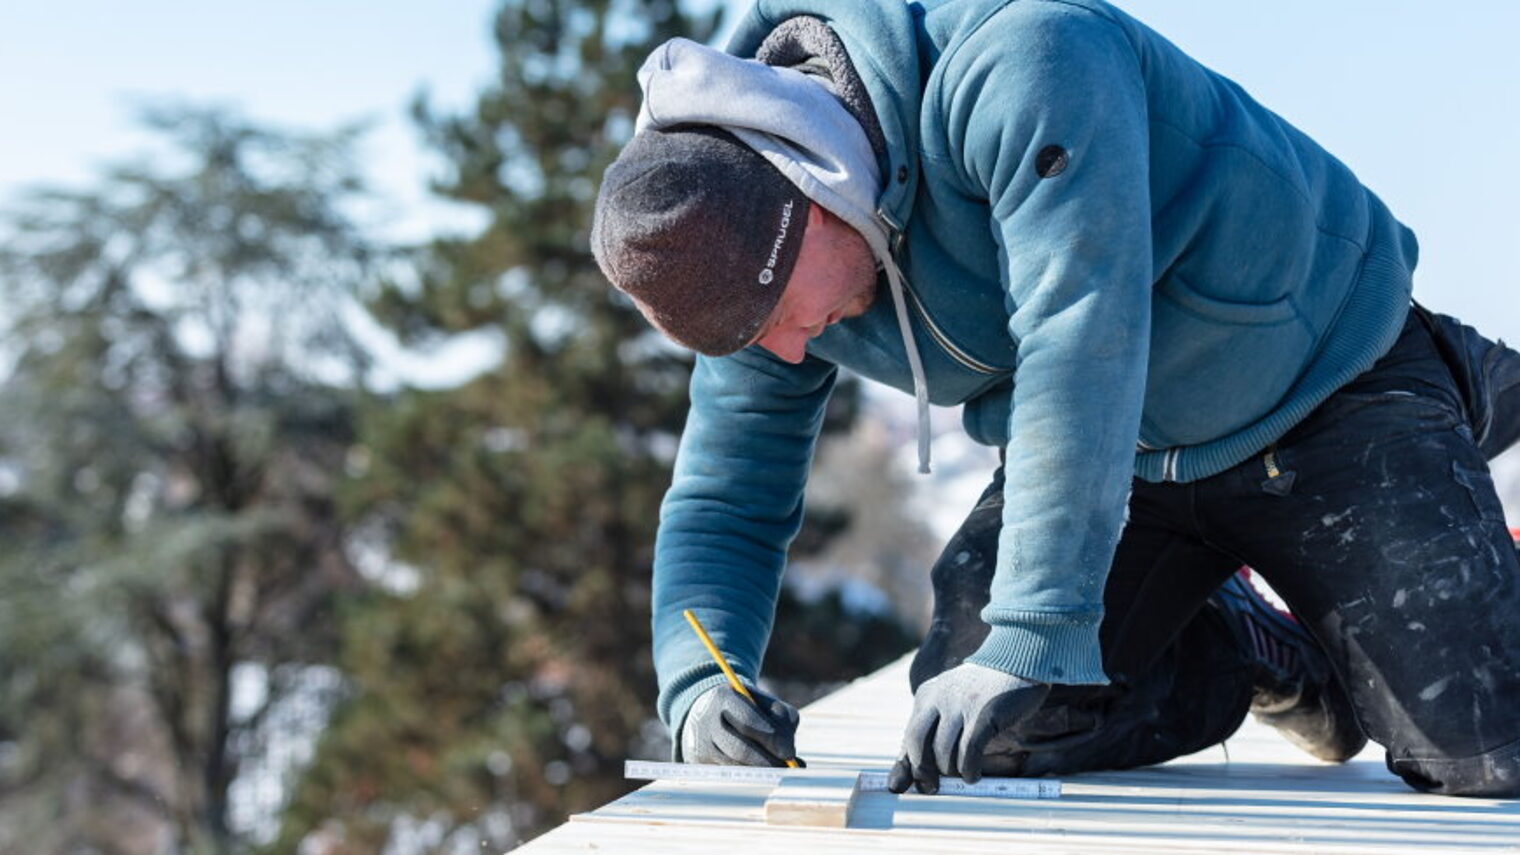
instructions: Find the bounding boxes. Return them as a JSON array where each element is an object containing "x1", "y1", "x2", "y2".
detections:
[{"x1": 966, "y1": 610, "x2": 1109, "y2": 685}]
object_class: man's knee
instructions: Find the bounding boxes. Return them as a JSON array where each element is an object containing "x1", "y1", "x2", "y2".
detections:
[
  {"x1": 1415, "y1": 305, "x2": 1520, "y2": 459},
  {"x1": 1385, "y1": 736, "x2": 1520, "y2": 798},
  {"x1": 979, "y1": 610, "x2": 1256, "y2": 777}
]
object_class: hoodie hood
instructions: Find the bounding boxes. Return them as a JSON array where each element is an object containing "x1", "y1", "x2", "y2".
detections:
[
  {"x1": 726, "y1": 0, "x2": 924, "y2": 231},
  {"x1": 634, "y1": 35, "x2": 934, "y2": 471},
  {"x1": 635, "y1": 38, "x2": 884, "y2": 253}
]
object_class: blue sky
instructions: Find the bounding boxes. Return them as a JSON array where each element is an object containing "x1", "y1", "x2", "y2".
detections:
[
  {"x1": 3, "y1": 1, "x2": 1516, "y2": 343},
  {"x1": 0, "y1": 1, "x2": 502, "y2": 241}
]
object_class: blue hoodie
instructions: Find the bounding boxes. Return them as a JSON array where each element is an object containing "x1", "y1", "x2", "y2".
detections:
[{"x1": 648, "y1": 0, "x2": 1417, "y2": 738}]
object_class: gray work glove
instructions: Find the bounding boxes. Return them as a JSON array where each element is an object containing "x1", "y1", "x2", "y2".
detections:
[
  {"x1": 888, "y1": 662, "x2": 1050, "y2": 794},
  {"x1": 679, "y1": 684, "x2": 803, "y2": 767}
]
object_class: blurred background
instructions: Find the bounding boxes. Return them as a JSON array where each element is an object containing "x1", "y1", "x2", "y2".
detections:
[{"x1": 0, "y1": 1, "x2": 1515, "y2": 852}]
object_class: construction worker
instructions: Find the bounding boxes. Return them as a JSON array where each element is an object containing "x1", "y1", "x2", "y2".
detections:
[{"x1": 590, "y1": 1, "x2": 1520, "y2": 796}]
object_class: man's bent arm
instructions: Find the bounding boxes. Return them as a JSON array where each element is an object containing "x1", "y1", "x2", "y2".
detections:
[
  {"x1": 653, "y1": 348, "x2": 836, "y2": 745},
  {"x1": 941, "y1": 4, "x2": 1153, "y2": 684}
]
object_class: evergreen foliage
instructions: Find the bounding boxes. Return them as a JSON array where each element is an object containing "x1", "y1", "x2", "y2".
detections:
[
  {"x1": 275, "y1": 2, "x2": 911, "y2": 851},
  {"x1": 272, "y1": 3, "x2": 720, "y2": 850},
  {"x1": 0, "y1": 106, "x2": 375, "y2": 854},
  {"x1": 0, "y1": 7, "x2": 920, "y2": 853}
]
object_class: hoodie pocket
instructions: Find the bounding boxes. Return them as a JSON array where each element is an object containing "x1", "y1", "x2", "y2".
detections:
[{"x1": 1140, "y1": 274, "x2": 1316, "y2": 448}]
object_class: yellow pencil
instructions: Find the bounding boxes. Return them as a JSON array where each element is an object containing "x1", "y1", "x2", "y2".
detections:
[{"x1": 682, "y1": 608, "x2": 802, "y2": 769}]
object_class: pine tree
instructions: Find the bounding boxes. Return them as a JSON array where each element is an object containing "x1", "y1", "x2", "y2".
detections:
[
  {"x1": 274, "y1": 3, "x2": 913, "y2": 850},
  {"x1": 0, "y1": 107, "x2": 376, "y2": 854},
  {"x1": 273, "y1": 4, "x2": 717, "y2": 850}
]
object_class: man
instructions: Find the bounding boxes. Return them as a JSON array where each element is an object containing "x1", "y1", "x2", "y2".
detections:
[{"x1": 590, "y1": 0, "x2": 1520, "y2": 796}]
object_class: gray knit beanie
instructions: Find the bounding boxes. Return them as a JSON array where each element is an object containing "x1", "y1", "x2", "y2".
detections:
[{"x1": 591, "y1": 125, "x2": 811, "y2": 356}]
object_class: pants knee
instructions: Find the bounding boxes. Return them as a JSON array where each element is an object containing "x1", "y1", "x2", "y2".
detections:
[
  {"x1": 1416, "y1": 304, "x2": 1520, "y2": 458},
  {"x1": 1386, "y1": 736, "x2": 1520, "y2": 797}
]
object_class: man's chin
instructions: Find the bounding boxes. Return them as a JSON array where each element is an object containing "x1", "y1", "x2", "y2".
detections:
[
  {"x1": 850, "y1": 288, "x2": 880, "y2": 318},
  {"x1": 845, "y1": 277, "x2": 881, "y2": 319}
]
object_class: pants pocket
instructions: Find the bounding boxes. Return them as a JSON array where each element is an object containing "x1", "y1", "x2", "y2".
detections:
[{"x1": 1451, "y1": 460, "x2": 1508, "y2": 525}]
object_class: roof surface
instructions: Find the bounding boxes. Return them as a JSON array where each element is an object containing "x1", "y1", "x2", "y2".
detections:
[{"x1": 518, "y1": 655, "x2": 1520, "y2": 853}]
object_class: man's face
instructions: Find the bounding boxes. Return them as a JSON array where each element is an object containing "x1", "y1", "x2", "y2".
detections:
[{"x1": 750, "y1": 204, "x2": 879, "y2": 364}]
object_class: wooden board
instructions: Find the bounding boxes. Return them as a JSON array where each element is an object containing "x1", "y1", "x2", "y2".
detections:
[
  {"x1": 517, "y1": 655, "x2": 1520, "y2": 853},
  {"x1": 763, "y1": 771, "x2": 863, "y2": 827}
]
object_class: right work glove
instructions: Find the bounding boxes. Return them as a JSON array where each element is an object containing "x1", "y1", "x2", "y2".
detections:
[
  {"x1": 888, "y1": 662, "x2": 1050, "y2": 794},
  {"x1": 679, "y1": 684, "x2": 802, "y2": 767}
]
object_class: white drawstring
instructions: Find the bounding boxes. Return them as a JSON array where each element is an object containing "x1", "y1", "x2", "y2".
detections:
[{"x1": 874, "y1": 237, "x2": 932, "y2": 474}]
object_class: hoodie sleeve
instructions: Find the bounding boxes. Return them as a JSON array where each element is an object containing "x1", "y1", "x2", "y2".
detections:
[
  {"x1": 940, "y1": 4, "x2": 1152, "y2": 685},
  {"x1": 652, "y1": 347, "x2": 836, "y2": 742}
]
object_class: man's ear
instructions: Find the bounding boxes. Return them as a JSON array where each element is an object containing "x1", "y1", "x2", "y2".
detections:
[{"x1": 806, "y1": 200, "x2": 829, "y2": 233}]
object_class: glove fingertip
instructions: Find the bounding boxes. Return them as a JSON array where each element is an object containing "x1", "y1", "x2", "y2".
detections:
[
  {"x1": 914, "y1": 754, "x2": 941, "y2": 796},
  {"x1": 887, "y1": 758, "x2": 912, "y2": 794},
  {"x1": 962, "y1": 714, "x2": 1004, "y2": 784},
  {"x1": 904, "y1": 711, "x2": 939, "y2": 767},
  {"x1": 959, "y1": 731, "x2": 983, "y2": 783}
]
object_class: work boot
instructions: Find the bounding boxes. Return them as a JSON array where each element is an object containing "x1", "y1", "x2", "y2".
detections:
[{"x1": 1209, "y1": 570, "x2": 1368, "y2": 763}]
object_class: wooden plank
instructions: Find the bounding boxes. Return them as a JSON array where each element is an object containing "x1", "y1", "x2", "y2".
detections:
[{"x1": 763, "y1": 771, "x2": 863, "y2": 827}]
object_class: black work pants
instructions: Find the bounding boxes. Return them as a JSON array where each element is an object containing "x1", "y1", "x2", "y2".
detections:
[{"x1": 911, "y1": 304, "x2": 1520, "y2": 796}]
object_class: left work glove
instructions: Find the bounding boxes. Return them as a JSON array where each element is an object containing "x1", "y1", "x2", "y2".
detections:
[{"x1": 887, "y1": 662, "x2": 1050, "y2": 794}]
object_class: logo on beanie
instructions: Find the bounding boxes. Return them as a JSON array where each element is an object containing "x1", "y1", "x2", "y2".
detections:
[{"x1": 758, "y1": 200, "x2": 795, "y2": 286}]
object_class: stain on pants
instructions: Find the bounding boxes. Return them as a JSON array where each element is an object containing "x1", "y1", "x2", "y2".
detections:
[{"x1": 912, "y1": 305, "x2": 1520, "y2": 796}]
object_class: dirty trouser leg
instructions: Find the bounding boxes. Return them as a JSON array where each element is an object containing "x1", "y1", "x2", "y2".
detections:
[
  {"x1": 909, "y1": 469, "x2": 1003, "y2": 692},
  {"x1": 911, "y1": 467, "x2": 1251, "y2": 775},
  {"x1": 910, "y1": 308, "x2": 1520, "y2": 785},
  {"x1": 1202, "y1": 310, "x2": 1520, "y2": 797},
  {"x1": 1414, "y1": 304, "x2": 1520, "y2": 460}
]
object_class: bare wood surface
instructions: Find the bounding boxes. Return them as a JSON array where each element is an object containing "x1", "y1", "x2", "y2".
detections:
[{"x1": 762, "y1": 771, "x2": 863, "y2": 827}]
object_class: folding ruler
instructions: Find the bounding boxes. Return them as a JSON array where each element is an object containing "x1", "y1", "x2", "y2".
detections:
[{"x1": 626, "y1": 760, "x2": 1060, "y2": 828}]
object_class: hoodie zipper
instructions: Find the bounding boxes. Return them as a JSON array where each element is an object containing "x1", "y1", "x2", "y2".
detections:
[
  {"x1": 900, "y1": 286, "x2": 1001, "y2": 375},
  {"x1": 880, "y1": 211, "x2": 1002, "y2": 377},
  {"x1": 878, "y1": 216, "x2": 1180, "y2": 479}
]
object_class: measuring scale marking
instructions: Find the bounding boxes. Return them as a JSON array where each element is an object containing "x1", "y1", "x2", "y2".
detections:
[{"x1": 625, "y1": 760, "x2": 1061, "y2": 799}]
